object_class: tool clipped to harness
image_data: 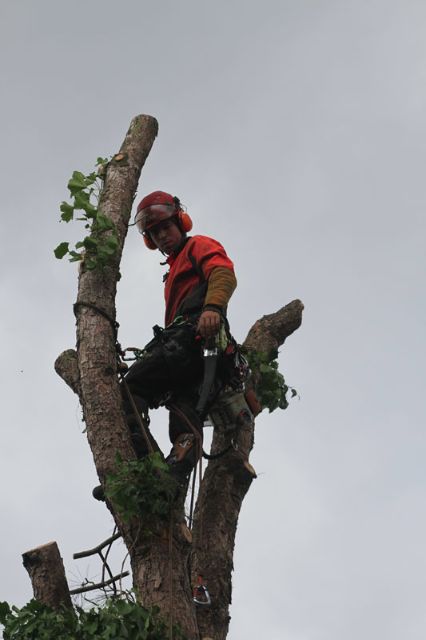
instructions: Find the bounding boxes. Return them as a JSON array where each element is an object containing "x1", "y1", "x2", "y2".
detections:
[
  {"x1": 196, "y1": 336, "x2": 219, "y2": 418},
  {"x1": 193, "y1": 574, "x2": 211, "y2": 606},
  {"x1": 208, "y1": 389, "x2": 254, "y2": 433}
]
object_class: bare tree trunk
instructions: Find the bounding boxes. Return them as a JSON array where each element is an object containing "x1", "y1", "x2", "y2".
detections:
[
  {"x1": 22, "y1": 542, "x2": 72, "y2": 610},
  {"x1": 192, "y1": 299, "x2": 304, "y2": 640}
]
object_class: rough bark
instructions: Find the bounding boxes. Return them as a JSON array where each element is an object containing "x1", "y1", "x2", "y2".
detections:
[
  {"x1": 192, "y1": 299, "x2": 304, "y2": 640},
  {"x1": 55, "y1": 349, "x2": 80, "y2": 395},
  {"x1": 22, "y1": 542, "x2": 72, "y2": 610},
  {"x1": 243, "y1": 299, "x2": 304, "y2": 357}
]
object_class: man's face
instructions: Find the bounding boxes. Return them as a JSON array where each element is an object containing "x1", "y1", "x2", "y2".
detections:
[{"x1": 148, "y1": 218, "x2": 184, "y2": 254}]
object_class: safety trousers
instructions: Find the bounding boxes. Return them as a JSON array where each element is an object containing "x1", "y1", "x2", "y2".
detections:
[{"x1": 122, "y1": 321, "x2": 204, "y2": 457}]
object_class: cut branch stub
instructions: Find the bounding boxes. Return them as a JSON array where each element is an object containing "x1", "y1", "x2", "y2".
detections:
[
  {"x1": 55, "y1": 349, "x2": 80, "y2": 395},
  {"x1": 22, "y1": 541, "x2": 72, "y2": 610},
  {"x1": 243, "y1": 298, "x2": 304, "y2": 358}
]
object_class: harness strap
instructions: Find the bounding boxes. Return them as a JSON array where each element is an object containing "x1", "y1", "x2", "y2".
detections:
[
  {"x1": 202, "y1": 444, "x2": 233, "y2": 460},
  {"x1": 74, "y1": 301, "x2": 120, "y2": 340}
]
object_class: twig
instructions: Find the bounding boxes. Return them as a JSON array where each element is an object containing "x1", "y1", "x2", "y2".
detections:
[
  {"x1": 69, "y1": 571, "x2": 130, "y2": 595},
  {"x1": 73, "y1": 532, "x2": 121, "y2": 559}
]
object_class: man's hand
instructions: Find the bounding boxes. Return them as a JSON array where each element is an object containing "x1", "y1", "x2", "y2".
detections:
[{"x1": 197, "y1": 309, "x2": 221, "y2": 340}]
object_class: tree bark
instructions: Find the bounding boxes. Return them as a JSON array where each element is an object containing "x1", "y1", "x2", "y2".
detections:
[
  {"x1": 192, "y1": 299, "x2": 304, "y2": 640},
  {"x1": 22, "y1": 542, "x2": 72, "y2": 610}
]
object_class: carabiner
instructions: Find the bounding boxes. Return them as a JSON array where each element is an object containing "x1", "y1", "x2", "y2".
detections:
[{"x1": 193, "y1": 575, "x2": 211, "y2": 606}]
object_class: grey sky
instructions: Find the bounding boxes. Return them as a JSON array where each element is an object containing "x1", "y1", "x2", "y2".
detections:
[{"x1": 1, "y1": 1, "x2": 425, "y2": 638}]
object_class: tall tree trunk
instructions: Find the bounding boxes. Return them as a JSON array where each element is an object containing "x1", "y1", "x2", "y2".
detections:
[{"x1": 57, "y1": 114, "x2": 198, "y2": 637}]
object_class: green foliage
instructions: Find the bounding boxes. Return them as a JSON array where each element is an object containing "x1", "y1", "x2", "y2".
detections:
[
  {"x1": 105, "y1": 453, "x2": 176, "y2": 529},
  {"x1": 54, "y1": 158, "x2": 119, "y2": 270},
  {"x1": 0, "y1": 598, "x2": 186, "y2": 640},
  {"x1": 245, "y1": 350, "x2": 297, "y2": 413}
]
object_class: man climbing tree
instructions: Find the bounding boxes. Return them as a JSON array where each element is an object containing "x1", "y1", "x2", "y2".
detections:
[{"x1": 94, "y1": 189, "x2": 242, "y2": 492}]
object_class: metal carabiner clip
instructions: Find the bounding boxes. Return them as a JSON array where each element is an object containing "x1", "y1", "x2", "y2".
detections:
[{"x1": 193, "y1": 575, "x2": 211, "y2": 606}]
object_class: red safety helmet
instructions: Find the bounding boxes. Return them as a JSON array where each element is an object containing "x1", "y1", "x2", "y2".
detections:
[{"x1": 135, "y1": 191, "x2": 193, "y2": 249}]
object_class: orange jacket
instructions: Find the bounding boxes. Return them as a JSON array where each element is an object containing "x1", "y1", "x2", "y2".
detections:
[{"x1": 164, "y1": 235, "x2": 236, "y2": 326}]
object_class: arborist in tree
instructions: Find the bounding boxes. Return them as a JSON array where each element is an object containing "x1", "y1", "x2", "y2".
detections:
[{"x1": 95, "y1": 190, "x2": 239, "y2": 497}]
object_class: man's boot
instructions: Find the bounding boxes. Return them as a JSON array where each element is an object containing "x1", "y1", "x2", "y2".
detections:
[{"x1": 166, "y1": 433, "x2": 199, "y2": 483}]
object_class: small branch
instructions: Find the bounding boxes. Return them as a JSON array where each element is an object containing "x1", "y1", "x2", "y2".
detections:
[
  {"x1": 54, "y1": 349, "x2": 80, "y2": 395},
  {"x1": 73, "y1": 532, "x2": 122, "y2": 559},
  {"x1": 69, "y1": 571, "x2": 130, "y2": 595}
]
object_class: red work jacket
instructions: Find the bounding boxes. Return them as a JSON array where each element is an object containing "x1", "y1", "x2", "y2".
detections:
[{"x1": 164, "y1": 235, "x2": 234, "y2": 326}]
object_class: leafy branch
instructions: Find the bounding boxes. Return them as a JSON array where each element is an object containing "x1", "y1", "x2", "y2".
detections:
[
  {"x1": 245, "y1": 350, "x2": 297, "y2": 413},
  {"x1": 0, "y1": 597, "x2": 186, "y2": 640},
  {"x1": 105, "y1": 453, "x2": 177, "y2": 531},
  {"x1": 54, "y1": 159, "x2": 119, "y2": 270}
]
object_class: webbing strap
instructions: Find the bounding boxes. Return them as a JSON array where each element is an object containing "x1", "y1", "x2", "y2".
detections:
[{"x1": 74, "y1": 301, "x2": 119, "y2": 338}]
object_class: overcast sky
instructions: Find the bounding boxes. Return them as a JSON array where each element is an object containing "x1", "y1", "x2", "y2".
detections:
[{"x1": 1, "y1": 1, "x2": 425, "y2": 638}]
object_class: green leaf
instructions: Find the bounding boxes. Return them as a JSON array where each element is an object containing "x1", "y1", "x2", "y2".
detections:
[
  {"x1": 95, "y1": 213, "x2": 113, "y2": 231},
  {"x1": 60, "y1": 202, "x2": 74, "y2": 222},
  {"x1": 83, "y1": 236, "x2": 98, "y2": 250},
  {"x1": 85, "y1": 171, "x2": 97, "y2": 186},
  {"x1": 68, "y1": 250, "x2": 83, "y2": 262},
  {"x1": 73, "y1": 190, "x2": 97, "y2": 217},
  {"x1": 85, "y1": 258, "x2": 97, "y2": 270},
  {"x1": 54, "y1": 242, "x2": 69, "y2": 259},
  {"x1": 67, "y1": 171, "x2": 87, "y2": 195},
  {"x1": 0, "y1": 601, "x2": 11, "y2": 623}
]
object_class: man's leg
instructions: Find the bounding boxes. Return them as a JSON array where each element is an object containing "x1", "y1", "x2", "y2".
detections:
[
  {"x1": 121, "y1": 339, "x2": 172, "y2": 458},
  {"x1": 166, "y1": 399, "x2": 204, "y2": 482}
]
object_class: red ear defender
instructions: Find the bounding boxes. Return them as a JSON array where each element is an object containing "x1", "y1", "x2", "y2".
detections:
[{"x1": 177, "y1": 210, "x2": 193, "y2": 232}]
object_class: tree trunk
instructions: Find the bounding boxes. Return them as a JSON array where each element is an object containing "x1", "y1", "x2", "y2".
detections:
[
  {"x1": 56, "y1": 114, "x2": 198, "y2": 637},
  {"x1": 192, "y1": 299, "x2": 304, "y2": 640},
  {"x1": 22, "y1": 542, "x2": 72, "y2": 610}
]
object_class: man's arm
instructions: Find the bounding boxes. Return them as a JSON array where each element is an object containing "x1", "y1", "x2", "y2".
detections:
[{"x1": 197, "y1": 267, "x2": 237, "y2": 339}]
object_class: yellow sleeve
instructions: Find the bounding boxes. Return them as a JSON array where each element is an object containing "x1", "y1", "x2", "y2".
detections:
[{"x1": 204, "y1": 267, "x2": 237, "y2": 310}]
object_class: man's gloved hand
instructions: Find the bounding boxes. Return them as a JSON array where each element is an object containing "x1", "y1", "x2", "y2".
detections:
[{"x1": 197, "y1": 309, "x2": 221, "y2": 340}]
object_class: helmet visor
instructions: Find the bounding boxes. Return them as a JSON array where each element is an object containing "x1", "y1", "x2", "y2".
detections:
[{"x1": 135, "y1": 203, "x2": 176, "y2": 235}]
